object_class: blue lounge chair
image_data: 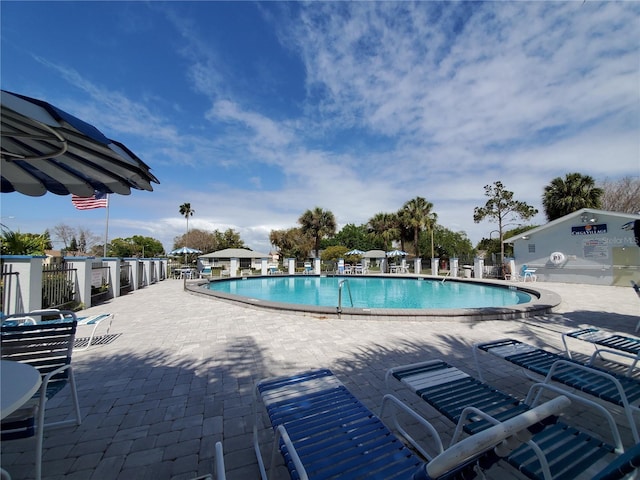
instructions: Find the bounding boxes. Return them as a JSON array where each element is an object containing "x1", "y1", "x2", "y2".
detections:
[
  {"x1": 562, "y1": 327, "x2": 640, "y2": 376},
  {"x1": 386, "y1": 359, "x2": 625, "y2": 480},
  {"x1": 252, "y1": 368, "x2": 570, "y2": 480},
  {"x1": 592, "y1": 440, "x2": 640, "y2": 480},
  {"x1": 473, "y1": 338, "x2": 640, "y2": 443}
]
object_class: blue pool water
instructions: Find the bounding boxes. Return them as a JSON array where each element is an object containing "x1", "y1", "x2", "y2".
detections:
[{"x1": 207, "y1": 276, "x2": 531, "y2": 309}]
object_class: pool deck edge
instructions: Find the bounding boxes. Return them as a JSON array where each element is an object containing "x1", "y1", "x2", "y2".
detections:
[{"x1": 184, "y1": 274, "x2": 561, "y2": 321}]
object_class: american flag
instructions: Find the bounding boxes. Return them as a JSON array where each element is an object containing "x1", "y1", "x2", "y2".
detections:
[{"x1": 71, "y1": 191, "x2": 109, "y2": 210}]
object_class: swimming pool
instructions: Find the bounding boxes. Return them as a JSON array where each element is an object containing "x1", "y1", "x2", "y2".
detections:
[
  {"x1": 190, "y1": 274, "x2": 559, "y2": 320},
  {"x1": 207, "y1": 276, "x2": 531, "y2": 309}
]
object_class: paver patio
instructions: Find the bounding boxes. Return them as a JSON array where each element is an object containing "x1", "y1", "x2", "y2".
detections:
[{"x1": 1, "y1": 278, "x2": 638, "y2": 479}]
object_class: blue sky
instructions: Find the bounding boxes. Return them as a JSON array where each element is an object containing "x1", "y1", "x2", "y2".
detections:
[{"x1": 1, "y1": 1, "x2": 639, "y2": 254}]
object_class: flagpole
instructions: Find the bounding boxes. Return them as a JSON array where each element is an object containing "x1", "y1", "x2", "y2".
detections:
[{"x1": 103, "y1": 194, "x2": 110, "y2": 257}]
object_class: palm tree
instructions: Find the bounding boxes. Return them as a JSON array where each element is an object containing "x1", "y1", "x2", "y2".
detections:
[
  {"x1": 179, "y1": 203, "x2": 195, "y2": 245},
  {"x1": 542, "y1": 173, "x2": 603, "y2": 221},
  {"x1": 399, "y1": 197, "x2": 435, "y2": 258},
  {"x1": 367, "y1": 212, "x2": 399, "y2": 252},
  {"x1": 298, "y1": 207, "x2": 337, "y2": 257}
]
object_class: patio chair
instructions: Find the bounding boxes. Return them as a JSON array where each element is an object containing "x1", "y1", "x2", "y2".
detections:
[
  {"x1": 267, "y1": 265, "x2": 280, "y2": 275},
  {"x1": 521, "y1": 264, "x2": 537, "y2": 282},
  {"x1": 386, "y1": 359, "x2": 625, "y2": 479},
  {"x1": 252, "y1": 368, "x2": 570, "y2": 480},
  {"x1": 1, "y1": 319, "x2": 82, "y2": 480},
  {"x1": 473, "y1": 338, "x2": 640, "y2": 442},
  {"x1": 3, "y1": 310, "x2": 115, "y2": 351},
  {"x1": 303, "y1": 262, "x2": 313, "y2": 274},
  {"x1": 561, "y1": 327, "x2": 640, "y2": 376}
]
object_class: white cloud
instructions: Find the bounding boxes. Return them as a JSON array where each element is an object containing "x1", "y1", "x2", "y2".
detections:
[{"x1": 7, "y1": 1, "x2": 637, "y2": 254}]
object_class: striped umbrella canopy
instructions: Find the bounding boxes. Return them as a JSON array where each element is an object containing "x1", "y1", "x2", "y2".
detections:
[
  {"x1": 169, "y1": 247, "x2": 202, "y2": 255},
  {"x1": 386, "y1": 249, "x2": 408, "y2": 257},
  {"x1": 1, "y1": 89, "x2": 159, "y2": 197}
]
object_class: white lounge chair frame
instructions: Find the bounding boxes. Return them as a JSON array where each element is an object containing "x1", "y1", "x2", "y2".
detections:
[
  {"x1": 561, "y1": 327, "x2": 640, "y2": 376},
  {"x1": 252, "y1": 368, "x2": 570, "y2": 480},
  {"x1": 473, "y1": 338, "x2": 640, "y2": 443},
  {"x1": 2, "y1": 309, "x2": 115, "y2": 351}
]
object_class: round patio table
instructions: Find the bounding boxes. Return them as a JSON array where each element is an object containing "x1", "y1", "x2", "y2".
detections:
[{"x1": 1, "y1": 359, "x2": 41, "y2": 419}]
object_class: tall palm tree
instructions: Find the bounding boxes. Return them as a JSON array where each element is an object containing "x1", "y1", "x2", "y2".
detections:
[
  {"x1": 399, "y1": 197, "x2": 434, "y2": 258},
  {"x1": 367, "y1": 212, "x2": 400, "y2": 252},
  {"x1": 542, "y1": 173, "x2": 603, "y2": 221},
  {"x1": 179, "y1": 202, "x2": 195, "y2": 245},
  {"x1": 298, "y1": 207, "x2": 336, "y2": 257}
]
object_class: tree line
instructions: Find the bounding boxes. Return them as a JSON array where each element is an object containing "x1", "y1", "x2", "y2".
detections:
[
  {"x1": 1, "y1": 174, "x2": 637, "y2": 258},
  {"x1": 270, "y1": 173, "x2": 638, "y2": 262}
]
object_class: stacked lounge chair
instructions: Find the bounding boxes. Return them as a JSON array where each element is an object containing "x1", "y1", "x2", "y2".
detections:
[
  {"x1": 561, "y1": 327, "x2": 639, "y2": 376},
  {"x1": 473, "y1": 338, "x2": 640, "y2": 443},
  {"x1": 386, "y1": 359, "x2": 625, "y2": 479},
  {"x1": 250, "y1": 368, "x2": 570, "y2": 480}
]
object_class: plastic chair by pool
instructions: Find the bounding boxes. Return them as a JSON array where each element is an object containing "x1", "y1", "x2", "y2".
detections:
[{"x1": 521, "y1": 264, "x2": 537, "y2": 282}]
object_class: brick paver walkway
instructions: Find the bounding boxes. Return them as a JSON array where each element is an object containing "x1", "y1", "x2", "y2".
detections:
[{"x1": 1, "y1": 278, "x2": 638, "y2": 479}]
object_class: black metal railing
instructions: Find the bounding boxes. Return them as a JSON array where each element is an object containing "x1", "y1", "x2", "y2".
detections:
[
  {"x1": 42, "y1": 265, "x2": 77, "y2": 309},
  {"x1": 1, "y1": 264, "x2": 21, "y2": 314},
  {"x1": 120, "y1": 263, "x2": 132, "y2": 293}
]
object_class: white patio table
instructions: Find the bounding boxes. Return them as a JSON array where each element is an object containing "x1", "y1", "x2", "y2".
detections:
[{"x1": 1, "y1": 359, "x2": 41, "y2": 420}]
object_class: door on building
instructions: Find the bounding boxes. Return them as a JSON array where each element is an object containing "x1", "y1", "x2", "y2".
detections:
[{"x1": 612, "y1": 247, "x2": 640, "y2": 286}]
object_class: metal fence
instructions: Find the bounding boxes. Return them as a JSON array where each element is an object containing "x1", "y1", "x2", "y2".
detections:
[
  {"x1": 1, "y1": 263, "x2": 20, "y2": 314},
  {"x1": 91, "y1": 262, "x2": 111, "y2": 303},
  {"x1": 137, "y1": 261, "x2": 144, "y2": 289},
  {"x1": 42, "y1": 265, "x2": 77, "y2": 309},
  {"x1": 120, "y1": 263, "x2": 132, "y2": 293}
]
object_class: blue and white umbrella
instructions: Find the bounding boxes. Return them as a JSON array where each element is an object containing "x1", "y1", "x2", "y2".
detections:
[
  {"x1": 386, "y1": 249, "x2": 408, "y2": 257},
  {"x1": 345, "y1": 249, "x2": 365, "y2": 255},
  {"x1": 169, "y1": 246, "x2": 202, "y2": 265},
  {"x1": 1, "y1": 89, "x2": 159, "y2": 197},
  {"x1": 169, "y1": 246, "x2": 202, "y2": 255}
]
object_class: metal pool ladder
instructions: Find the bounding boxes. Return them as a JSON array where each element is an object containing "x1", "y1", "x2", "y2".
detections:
[{"x1": 337, "y1": 279, "x2": 353, "y2": 314}]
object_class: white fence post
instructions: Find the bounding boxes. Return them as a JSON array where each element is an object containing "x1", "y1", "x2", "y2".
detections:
[
  {"x1": 0, "y1": 255, "x2": 44, "y2": 313},
  {"x1": 125, "y1": 258, "x2": 140, "y2": 290},
  {"x1": 474, "y1": 257, "x2": 484, "y2": 279},
  {"x1": 431, "y1": 257, "x2": 439, "y2": 276},
  {"x1": 450, "y1": 257, "x2": 459, "y2": 277},
  {"x1": 103, "y1": 257, "x2": 121, "y2": 298},
  {"x1": 314, "y1": 257, "x2": 321, "y2": 274},
  {"x1": 66, "y1": 256, "x2": 94, "y2": 308},
  {"x1": 230, "y1": 258, "x2": 238, "y2": 277}
]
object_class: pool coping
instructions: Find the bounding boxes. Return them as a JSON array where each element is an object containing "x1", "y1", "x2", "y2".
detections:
[{"x1": 185, "y1": 274, "x2": 561, "y2": 321}]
